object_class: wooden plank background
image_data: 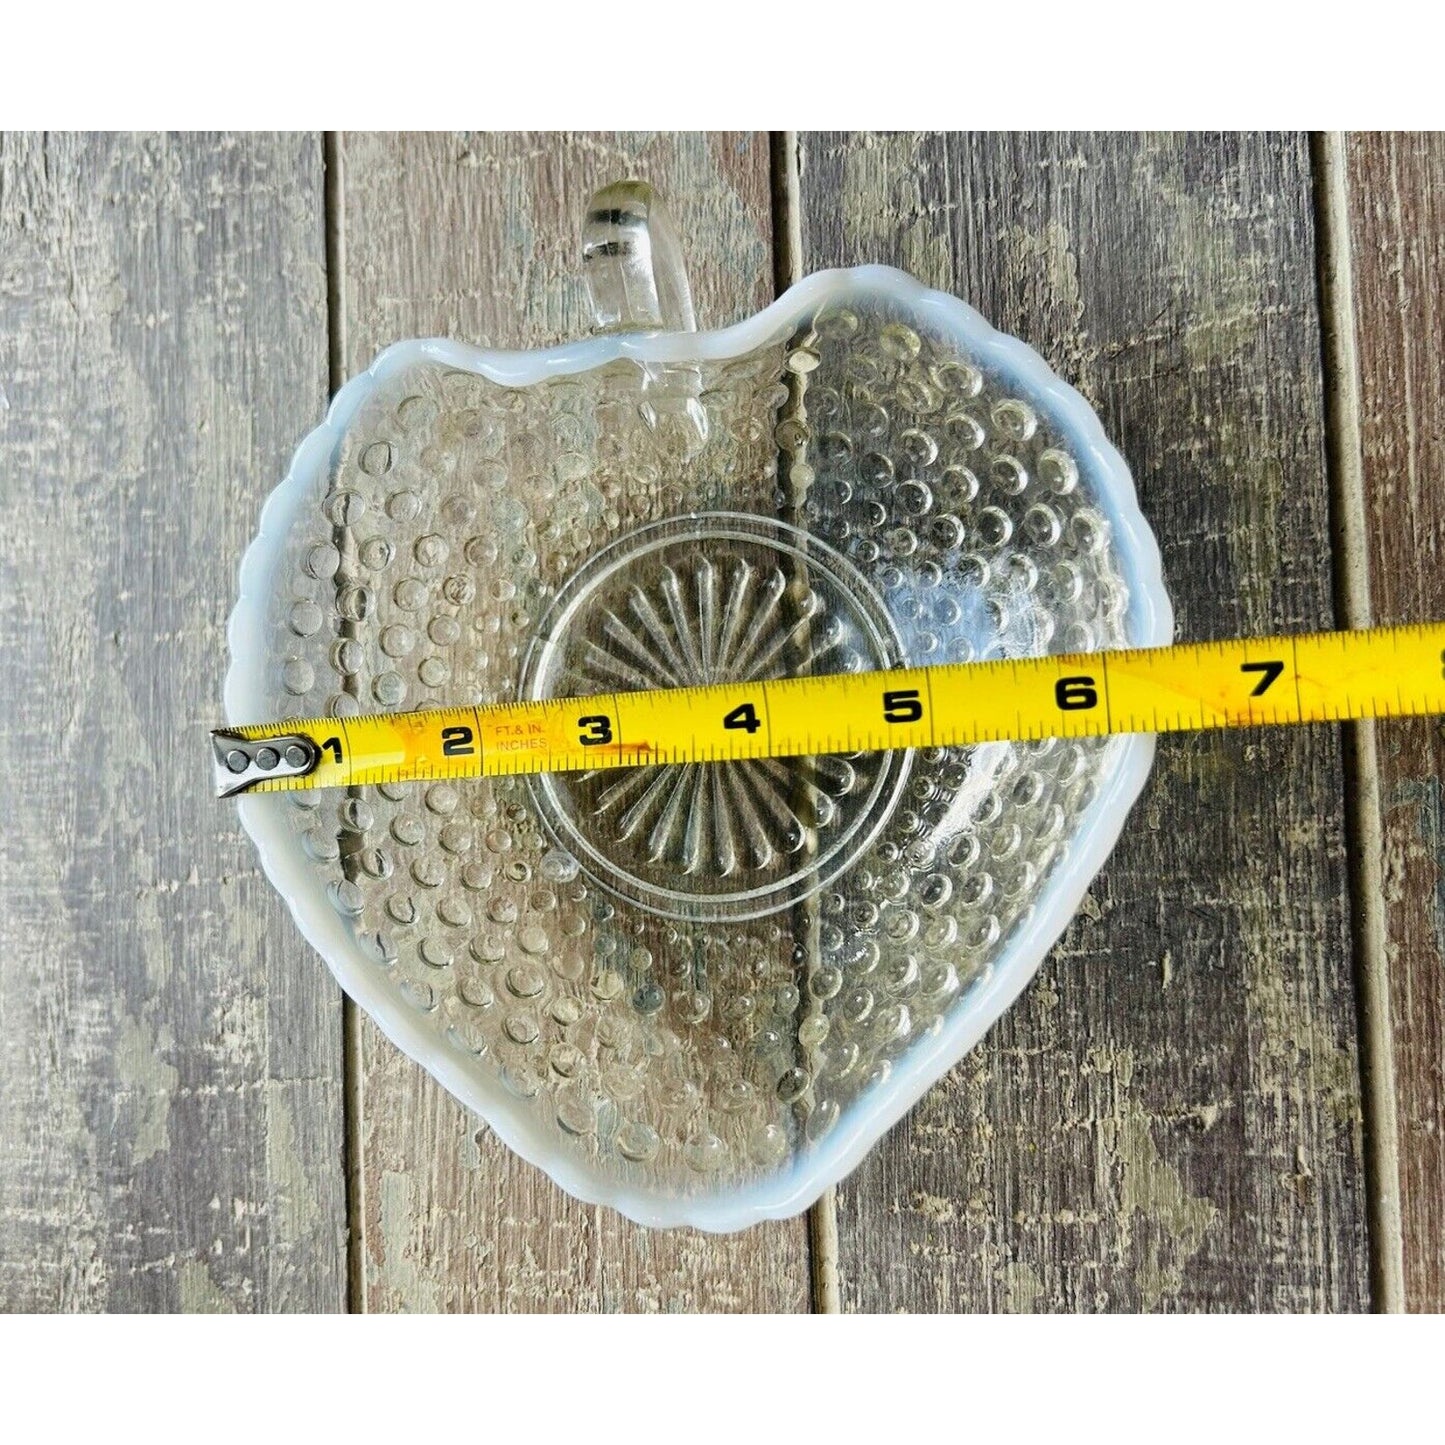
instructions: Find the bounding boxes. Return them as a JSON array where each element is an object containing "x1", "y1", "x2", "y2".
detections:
[
  {"x1": 0, "y1": 132, "x2": 346, "y2": 1310},
  {"x1": 0, "y1": 129, "x2": 1436, "y2": 1311},
  {"x1": 1341, "y1": 131, "x2": 1445, "y2": 1312}
]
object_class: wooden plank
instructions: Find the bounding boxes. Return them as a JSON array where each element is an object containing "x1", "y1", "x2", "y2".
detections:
[
  {"x1": 1343, "y1": 131, "x2": 1445, "y2": 1311},
  {"x1": 798, "y1": 131, "x2": 1369, "y2": 1310},
  {"x1": 0, "y1": 132, "x2": 345, "y2": 1310},
  {"x1": 337, "y1": 131, "x2": 809, "y2": 1310}
]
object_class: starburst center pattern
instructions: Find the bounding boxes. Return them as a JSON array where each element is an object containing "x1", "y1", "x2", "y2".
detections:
[{"x1": 522, "y1": 515, "x2": 911, "y2": 922}]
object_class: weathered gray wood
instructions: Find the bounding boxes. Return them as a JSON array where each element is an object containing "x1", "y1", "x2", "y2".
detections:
[
  {"x1": 1344, "y1": 130, "x2": 1445, "y2": 1311},
  {"x1": 798, "y1": 131, "x2": 1369, "y2": 1310},
  {"x1": 336, "y1": 130, "x2": 810, "y2": 1311},
  {"x1": 0, "y1": 132, "x2": 346, "y2": 1311}
]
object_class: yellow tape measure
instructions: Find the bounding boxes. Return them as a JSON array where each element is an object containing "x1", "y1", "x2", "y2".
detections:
[{"x1": 212, "y1": 621, "x2": 1445, "y2": 797}]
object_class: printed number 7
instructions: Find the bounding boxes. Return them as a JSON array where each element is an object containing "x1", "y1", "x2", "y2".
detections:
[{"x1": 1240, "y1": 660, "x2": 1285, "y2": 697}]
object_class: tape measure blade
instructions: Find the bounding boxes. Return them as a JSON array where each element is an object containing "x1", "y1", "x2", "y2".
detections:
[
  {"x1": 1294, "y1": 621, "x2": 1445, "y2": 722},
  {"x1": 214, "y1": 621, "x2": 1445, "y2": 795}
]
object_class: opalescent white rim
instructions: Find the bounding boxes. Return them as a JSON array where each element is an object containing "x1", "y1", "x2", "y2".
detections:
[{"x1": 225, "y1": 266, "x2": 1174, "y2": 1232}]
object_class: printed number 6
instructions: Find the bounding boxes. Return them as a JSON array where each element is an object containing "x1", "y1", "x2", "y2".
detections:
[{"x1": 1055, "y1": 675, "x2": 1099, "y2": 711}]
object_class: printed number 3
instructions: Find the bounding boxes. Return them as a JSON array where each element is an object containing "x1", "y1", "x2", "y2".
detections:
[{"x1": 578, "y1": 715, "x2": 613, "y2": 746}]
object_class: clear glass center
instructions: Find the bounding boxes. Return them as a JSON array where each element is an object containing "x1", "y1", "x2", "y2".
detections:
[{"x1": 520, "y1": 513, "x2": 912, "y2": 921}]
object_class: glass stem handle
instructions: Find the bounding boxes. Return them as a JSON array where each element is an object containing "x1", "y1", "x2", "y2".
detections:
[{"x1": 583, "y1": 180, "x2": 697, "y2": 334}]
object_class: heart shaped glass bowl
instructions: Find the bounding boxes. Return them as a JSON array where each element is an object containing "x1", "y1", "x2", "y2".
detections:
[{"x1": 226, "y1": 262, "x2": 1171, "y2": 1231}]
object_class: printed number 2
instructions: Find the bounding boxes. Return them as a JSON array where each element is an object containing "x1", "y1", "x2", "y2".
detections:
[
  {"x1": 1240, "y1": 660, "x2": 1285, "y2": 697},
  {"x1": 882, "y1": 688, "x2": 924, "y2": 724},
  {"x1": 441, "y1": 725, "x2": 475, "y2": 757}
]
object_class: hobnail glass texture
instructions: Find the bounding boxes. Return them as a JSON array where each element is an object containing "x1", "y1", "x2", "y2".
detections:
[{"x1": 227, "y1": 267, "x2": 1171, "y2": 1229}]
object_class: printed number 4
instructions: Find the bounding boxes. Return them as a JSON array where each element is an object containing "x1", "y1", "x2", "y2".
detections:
[{"x1": 723, "y1": 702, "x2": 762, "y2": 734}]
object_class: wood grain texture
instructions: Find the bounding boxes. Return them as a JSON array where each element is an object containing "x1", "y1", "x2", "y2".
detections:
[
  {"x1": 0, "y1": 133, "x2": 346, "y2": 1310},
  {"x1": 337, "y1": 130, "x2": 810, "y2": 1311},
  {"x1": 799, "y1": 131, "x2": 1369, "y2": 1311},
  {"x1": 1344, "y1": 131, "x2": 1445, "y2": 1311}
]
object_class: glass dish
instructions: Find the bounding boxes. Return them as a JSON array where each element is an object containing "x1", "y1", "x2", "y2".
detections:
[{"x1": 225, "y1": 183, "x2": 1172, "y2": 1230}]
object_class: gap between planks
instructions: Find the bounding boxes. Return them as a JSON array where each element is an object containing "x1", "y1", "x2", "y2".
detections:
[
  {"x1": 324, "y1": 128, "x2": 368, "y2": 1317},
  {"x1": 771, "y1": 129, "x2": 842, "y2": 1316},
  {"x1": 1311, "y1": 129, "x2": 1406, "y2": 1313}
]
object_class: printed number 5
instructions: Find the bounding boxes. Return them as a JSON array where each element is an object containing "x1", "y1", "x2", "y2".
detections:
[{"x1": 882, "y1": 689, "x2": 924, "y2": 724}]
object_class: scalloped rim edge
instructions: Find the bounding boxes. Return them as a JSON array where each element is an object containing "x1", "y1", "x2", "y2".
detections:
[{"x1": 225, "y1": 265, "x2": 1174, "y2": 1233}]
